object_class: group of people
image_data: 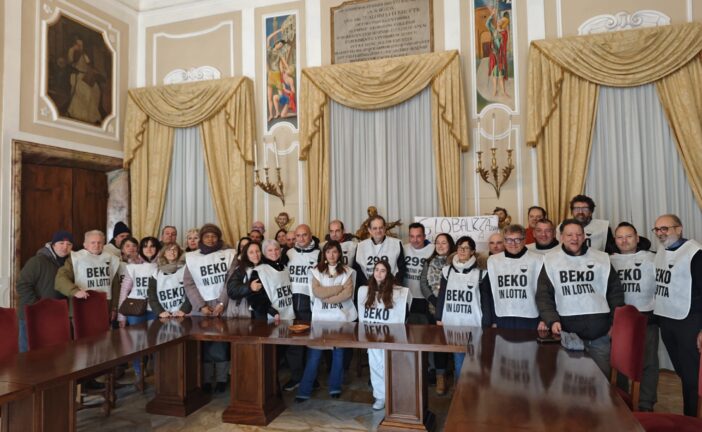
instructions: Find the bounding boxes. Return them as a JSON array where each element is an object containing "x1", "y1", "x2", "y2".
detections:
[{"x1": 15, "y1": 193, "x2": 701, "y2": 416}]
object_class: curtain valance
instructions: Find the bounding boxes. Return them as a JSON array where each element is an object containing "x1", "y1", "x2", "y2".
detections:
[
  {"x1": 299, "y1": 50, "x2": 469, "y2": 236},
  {"x1": 122, "y1": 77, "x2": 255, "y2": 243},
  {"x1": 525, "y1": 22, "x2": 702, "y2": 221}
]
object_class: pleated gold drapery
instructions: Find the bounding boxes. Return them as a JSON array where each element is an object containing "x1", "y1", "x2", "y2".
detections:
[
  {"x1": 527, "y1": 22, "x2": 702, "y2": 221},
  {"x1": 300, "y1": 50, "x2": 469, "y2": 237},
  {"x1": 123, "y1": 77, "x2": 255, "y2": 244}
]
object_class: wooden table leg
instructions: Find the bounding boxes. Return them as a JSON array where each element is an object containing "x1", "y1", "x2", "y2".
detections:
[
  {"x1": 1, "y1": 382, "x2": 74, "y2": 432},
  {"x1": 379, "y1": 350, "x2": 435, "y2": 432},
  {"x1": 222, "y1": 342, "x2": 285, "y2": 426},
  {"x1": 146, "y1": 340, "x2": 210, "y2": 416}
]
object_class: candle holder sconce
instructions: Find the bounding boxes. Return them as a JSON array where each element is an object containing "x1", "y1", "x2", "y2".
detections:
[
  {"x1": 254, "y1": 138, "x2": 286, "y2": 205},
  {"x1": 475, "y1": 113, "x2": 515, "y2": 199}
]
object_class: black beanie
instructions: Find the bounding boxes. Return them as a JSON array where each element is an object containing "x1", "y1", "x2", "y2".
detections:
[
  {"x1": 51, "y1": 230, "x2": 74, "y2": 245},
  {"x1": 113, "y1": 221, "x2": 130, "y2": 238}
]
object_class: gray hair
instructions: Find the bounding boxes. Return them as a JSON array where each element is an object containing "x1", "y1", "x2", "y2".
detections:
[
  {"x1": 84, "y1": 229, "x2": 105, "y2": 240},
  {"x1": 261, "y1": 239, "x2": 280, "y2": 251}
]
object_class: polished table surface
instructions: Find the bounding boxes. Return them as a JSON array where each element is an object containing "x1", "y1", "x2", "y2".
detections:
[
  {"x1": 445, "y1": 328, "x2": 644, "y2": 432},
  {"x1": 0, "y1": 322, "x2": 187, "y2": 388},
  {"x1": 0, "y1": 318, "x2": 644, "y2": 432},
  {"x1": 184, "y1": 317, "x2": 473, "y2": 352}
]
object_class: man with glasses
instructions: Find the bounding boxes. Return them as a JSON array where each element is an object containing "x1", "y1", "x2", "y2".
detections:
[
  {"x1": 558, "y1": 195, "x2": 616, "y2": 253},
  {"x1": 610, "y1": 222, "x2": 658, "y2": 411},
  {"x1": 527, "y1": 219, "x2": 560, "y2": 255},
  {"x1": 652, "y1": 214, "x2": 702, "y2": 416},
  {"x1": 536, "y1": 219, "x2": 624, "y2": 376},
  {"x1": 485, "y1": 225, "x2": 547, "y2": 330}
]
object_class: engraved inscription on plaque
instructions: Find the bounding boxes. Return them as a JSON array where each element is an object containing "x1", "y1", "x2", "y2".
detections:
[{"x1": 331, "y1": 0, "x2": 433, "y2": 64}]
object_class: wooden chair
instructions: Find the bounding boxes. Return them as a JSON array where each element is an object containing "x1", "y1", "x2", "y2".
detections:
[
  {"x1": 0, "y1": 307, "x2": 19, "y2": 361},
  {"x1": 25, "y1": 298, "x2": 71, "y2": 350},
  {"x1": 610, "y1": 305, "x2": 648, "y2": 411},
  {"x1": 72, "y1": 291, "x2": 116, "y2": 415},
  {"x1": 634, "y1": 354, "x2": 702, "y2": 431}
]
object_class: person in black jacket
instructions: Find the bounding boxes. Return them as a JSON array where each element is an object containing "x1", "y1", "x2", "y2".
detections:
[
  {"x1": 536, "y1": 219, "x2": 624, "y2": 377},
  {"x1": 226, "y1": 241, "x2": 262, "y2": 318}
]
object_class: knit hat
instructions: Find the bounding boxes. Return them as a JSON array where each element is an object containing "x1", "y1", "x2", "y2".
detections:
[
  {"x1": 51, "y1": 230, "x2": 74, "y2": 245},
  {"x1": 113, "y1": 221, "x2": 130, "y2": 238},
  {"x1": 199, "y1": 223, "x2": 222, "y2": 239}
]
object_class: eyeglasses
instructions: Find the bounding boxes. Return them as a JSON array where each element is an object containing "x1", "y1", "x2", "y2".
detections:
[
  {"x1": 457, "y1": 246, "x2": 472, "y2": 251},
  {"x1": 651, "y1": 225, "x2": 680, "y2": 234},
  {"x1": 571, "y1": 206, "x2": 591, "y2": 213},
  {"x1": 504, "y1": 237, "x2": 524, "y2": 244}
]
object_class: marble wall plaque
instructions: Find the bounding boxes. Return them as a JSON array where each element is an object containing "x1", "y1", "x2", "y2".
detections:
[{"x1": 331, "y1": 0, "x2": 433, "y2": 64}]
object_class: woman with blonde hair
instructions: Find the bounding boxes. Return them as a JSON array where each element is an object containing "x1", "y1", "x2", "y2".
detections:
[{"x1": 148, "y1": 242, "x2": 191, "y2": 318}]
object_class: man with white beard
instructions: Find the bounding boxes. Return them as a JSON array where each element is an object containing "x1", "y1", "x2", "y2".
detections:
[{"x1": 652, "y1": 214, "x2": 702, "y2": 416}]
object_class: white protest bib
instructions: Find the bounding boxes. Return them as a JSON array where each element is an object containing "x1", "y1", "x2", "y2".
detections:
[
  {"x1": 340, "y1": 240, "x2": 358, "y2": 266},
  {"x1": 403, "y1": 243, "x2": 435, "y2": 300},
  {"x1": 117, "y1": 262, "x2": 128, "y2": 288},
  {"x1": 126, "y1": 262, "x2": 157, "y2": 307},
  {"x1": 355, "y1": 238, "x2": 402, "y2": 279},
  {"x1": 487, "y1": 251, "x2": 542, "y2": 318},
  {"x1": 286, "y1": 248, "x2": 319, "y2": 296},
  {"x1": 526, "y1": 242, "x2": 560, "y2": 255},
  {"x1": 309, "y1": 268, "x2": 357, "y2": 323},
  {"x1": 610, "y1": 251, "x2": 656, "y2": 312},
  {"x1": 543, "y1": 248, "x2": 611, "y2": 316},
  {"x1": 557, "y1": 219, "x2": 609, "y2": 252},
  {"x1": 71, "y1": 250, "x2": 120, "y2": 298},
  {"x1": 653, "y1": 240, "x2": 701, "y2": 319},
  {"x1": 441, "y1": 266, "x2": 484, "y2": 326},
  {"x1": 254, "y1": 264, "x2": 295, "y2": 320},
  {"x1": 357, "y1": 285, "x2": 409, "y2": 324},
  {"x1": 185, "y1": 249, "x2": 235, "y2": 302},
  {"x1": 156, "y1": 267, "x2": 186, "y2": 313}
]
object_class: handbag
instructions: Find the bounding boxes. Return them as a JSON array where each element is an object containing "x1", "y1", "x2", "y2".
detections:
[{"x1": 119, "y1": 298, "x2": 147, "y2": 316}]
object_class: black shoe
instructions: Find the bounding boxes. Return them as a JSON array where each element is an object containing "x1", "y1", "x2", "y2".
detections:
[
  {"x1": 312, "y1": 380, "x2": 320, "y2": 390},
  {"x1": 283, "y1": 379, "x2": 300, "y2": 391},
  {"x1": 202, "y1": 383, "x2": 213, "y2": 393},
  {"x1": 428, "y1": 369, "x2": 437, "y2": 386},
  {"x1": 330, "y1": 393, "x2": 341, "y2": 399},
  {"x1": 84, "y1": 379, "x2": 106, "y2": 390},
  {"x1": 215, "y1": 382, "x2": 227, "y2": 393},
  {"x1": 294, "y1": 397, "x2": 308, "y2": 403}
]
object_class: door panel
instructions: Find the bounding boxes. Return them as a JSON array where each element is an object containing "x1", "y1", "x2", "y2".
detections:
[{"x1": 20, "y1": 164, "x2": 72, "y2": 267}]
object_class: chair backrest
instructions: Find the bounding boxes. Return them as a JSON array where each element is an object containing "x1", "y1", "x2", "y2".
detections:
[
  {"x1": 610, "y1": 305, "x2": 648, "y2": 380},
  {"x1": 0, "y1": 307, "x2": 19, "y2": 360},
  {"x1": 72, "y1": 290, "x2": 110, "y2": 339},
  {"x1": 25, "y1": 298, "x2": 71, "y2": 350}
]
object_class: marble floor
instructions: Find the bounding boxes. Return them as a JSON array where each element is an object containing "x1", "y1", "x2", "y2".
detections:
[
  {"x1": 78, "y1": 363, "x2": 685, "y2": 431},
  {"x1": 78, "y1": 353, "x2": 454, "y2": 432}
]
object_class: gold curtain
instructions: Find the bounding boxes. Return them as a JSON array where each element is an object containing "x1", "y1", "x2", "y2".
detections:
[
  {"x1": 124, "y1": 77, "x2": 255, "y2": 244},
  {"x1": 656, "y1": 55, "x2": 702, "y2": 208},
  {"x1": 300, "y1": 50, "x2": 469, "y2": 236},
  {"x1": 526, "y1": 23, "x2": 702, "y2": 221}
]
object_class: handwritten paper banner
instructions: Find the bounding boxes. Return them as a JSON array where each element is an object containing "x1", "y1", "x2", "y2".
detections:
[{"x1": 414, "y1": 215, "x2": 499, "y2": 252}]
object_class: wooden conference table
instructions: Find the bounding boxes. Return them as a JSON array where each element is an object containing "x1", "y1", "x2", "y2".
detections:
[{"x1": 0, "y1": 318, "x2": 643, "y2": 431}]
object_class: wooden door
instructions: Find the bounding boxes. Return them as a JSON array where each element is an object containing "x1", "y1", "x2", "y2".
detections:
[
  {"x1": 20, "y1": 164, "x2": 107, "y2": 267},
  {"x1": 71, "y1": 167, "x2": 108, "y2": 248},
  {"x1": 20, "y1": 164, "x2": 73, "y2": 267}
]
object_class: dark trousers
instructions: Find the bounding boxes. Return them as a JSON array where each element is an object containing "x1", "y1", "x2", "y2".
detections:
[
  {"x1": 286, "y1": 293, "x2": 311, "y2": 381},
  {"x1": 659, "y1": 313, "x2": 701, "y2": 416}
]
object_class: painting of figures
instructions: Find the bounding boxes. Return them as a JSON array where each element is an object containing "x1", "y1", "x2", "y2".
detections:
[
  {"x1": 265, "y1": 13, "x2": 298, "y2": 131},
  {"x1": 474, "y1": 0, "x2": 515, "y2": 112},
  {"x1": 46, "y1": 14, "x2": 113, "y2": 126}
]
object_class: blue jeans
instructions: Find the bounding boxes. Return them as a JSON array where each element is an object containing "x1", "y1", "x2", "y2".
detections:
[
  {"x1": 453, "y1": 353, "x2": 465, "y2": 381},
  {"x1": 584, "y1": 334, "x2": 611, "y2": 378},
  {"x1": 126, "y1": 311, "x2": 157, "y2": 374},
  {"x1": 297, "y1": 348, "x2": 346, "y2": 398},
  {"x1": 18, "y1": 319, "x2": 28, "y2": 353}
]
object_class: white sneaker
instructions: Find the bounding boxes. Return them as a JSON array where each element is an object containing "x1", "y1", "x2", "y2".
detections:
[{"x1": 372, "y1": 399, "x2": 385, "y2": 410}]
